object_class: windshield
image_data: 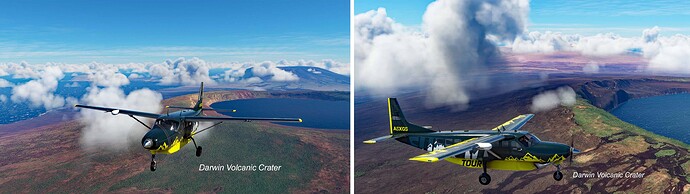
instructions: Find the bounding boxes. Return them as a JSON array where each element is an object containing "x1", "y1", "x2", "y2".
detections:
[
  {"x1": 155, "y1": 119, "x2": 180, "y2": 131},
  {"x1": 517, "y1": 133, "x2": 540, "y2": 147}
]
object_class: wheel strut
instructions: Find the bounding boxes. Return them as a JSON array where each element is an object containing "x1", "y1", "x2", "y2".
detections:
[{"x1": 150, "y1": 154, "x2": 157, "y2": 171}]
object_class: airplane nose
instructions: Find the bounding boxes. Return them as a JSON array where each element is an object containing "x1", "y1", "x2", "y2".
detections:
[
  {"x1": 143, "y1": 138, "x2": 154, "y2": 149},
  {"x1": 572, "y1": 147, "x2": 581, "y2": 154}
]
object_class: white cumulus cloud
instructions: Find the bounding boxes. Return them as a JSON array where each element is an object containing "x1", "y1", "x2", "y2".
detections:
[
  {"x1": 530, "y1": 86, "x2": 576, "y2": 112},
  {"x1": 10, "y1": 66, "x2": 67, "y2": 109},
  {"x1": 356, "y1": 0, "x2": 529, "y2": 109},
  {"x1": 78, "y1": 87, "x2": 163, "y2": 152}
]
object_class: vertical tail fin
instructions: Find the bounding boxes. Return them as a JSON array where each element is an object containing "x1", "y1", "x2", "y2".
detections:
[
  {"x1": 193, "y1": 82, "x2": 204, "y2": 111},
  {"x1": 388, "y1": 98, "x2": 434, "y2": 135}
]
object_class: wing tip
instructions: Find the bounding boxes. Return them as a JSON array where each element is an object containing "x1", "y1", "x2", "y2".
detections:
[{"x1": 409, "y1": 157, "x2": 439, "y2": 163}]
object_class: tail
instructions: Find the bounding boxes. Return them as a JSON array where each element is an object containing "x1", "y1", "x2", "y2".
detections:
[
  {"x1": 193, "y1": 82, "x2": 204, "y2": 111},
  {"x1": 388, "y1": 98, "x2": 434, "y2": 135}
]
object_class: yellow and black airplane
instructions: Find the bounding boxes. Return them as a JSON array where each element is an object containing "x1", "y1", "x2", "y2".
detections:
[
  {"x1": 76, "y1": 82, "x2": 302, "y2": 171},
  {"x1": 363, "y1": 98, "x2": 580, "y2": 185}
]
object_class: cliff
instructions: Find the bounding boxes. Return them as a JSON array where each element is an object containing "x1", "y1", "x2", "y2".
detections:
[{"x1": 574, "y1": 78, "x2": 690, "y2": 111}]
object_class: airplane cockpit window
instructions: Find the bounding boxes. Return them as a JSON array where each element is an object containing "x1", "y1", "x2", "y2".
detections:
[
  {"x1": 526, "y1": 133, "x2": 541, "y2": 145},
  {"x1": 155, "y1": 119, "x2": 180, "y2": 132},
  {"x1": 518, "y1": 133, "x2": 541, "y2": 147},
  {"x1": 518, "y1": 135, "x2": 531, "y2": 147}
]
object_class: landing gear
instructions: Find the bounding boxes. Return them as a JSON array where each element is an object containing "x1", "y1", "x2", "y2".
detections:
[
  {"x1": 479, "y1": 173, "x2": 491, "y2": 185},
  {"x1": 150, "y1": 154, "x2": 157, "y2": 171},
  {"x1": 191, "y1": 137, "x2": 202, "y2": 157},
  {"x1": 479, "y1": 160, "x2": 491, "y2": 185},
  {"x1": 553, "y1": 165, "x2": 563, "y2": 181}
]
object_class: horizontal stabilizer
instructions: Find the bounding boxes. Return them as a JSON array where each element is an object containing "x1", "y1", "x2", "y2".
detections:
[{"x1": 363, "y1": 135, "x2": 398, "y2": 144}]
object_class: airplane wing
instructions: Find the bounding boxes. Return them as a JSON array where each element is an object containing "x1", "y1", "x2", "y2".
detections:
[
  {"x1": 75, "y1": 104, "x2": 162, "y2": 118},
  {"x1": 409, "y1": 134, "x2": 507, "y2": 162},
  {"x1": 491, "y1": 114, "x2": 534, "y2": 131},
  {"x1": 183, "y1": 116, "x2": 302, "y2": 122}
]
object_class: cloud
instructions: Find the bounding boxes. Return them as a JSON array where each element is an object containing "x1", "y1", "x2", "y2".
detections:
[
  {"x1": 149, "y1": 57, "x2": 216, "y2": 85},
  {"x1": 530, "y1": 86, "x2": 576, "y2": 112},
  {"x1": 643, "y1": 26, "x2": 660, "y2": 43},
  {"x1": 511, "y1": 26, "x2": 690, "y2": 75},
  {"x1": 128, "y1": 73, "x2": 140, "y2": 79},
  {"x1": 0, "y1": 95, "x2": 6, "y2": 103},
  {"x1": 307, "y1": 68, "x2": 322, "y2": 74},
  {"x1": 1, "y1": 62, "x2": 40, "y2": 79},
  {"x1": 0, "y1": 78, "x2": 13, "y2": 87},
  {"x1": 78, "y1": 87, "x2": 163, "y2": 152},
  {"x1": 65, "y1": 82, "x2": 80, "y2": 87},
  {"x1": 252, "y1": 61, "x2": 299, "y2": 82},
  {"x1": 10, "y1": 66, "x2": 67, "y2": 109},
  {"x1": 355, "y1": 0, "x2": 529, "y2": 109},
  {"x1": 87, "y1": 65, "x2": 130, "y2": 87},
  {"x1": 582, "y1": 61, "x2": 600, "y2": 74},
  {"x1": 294, "y1": 59, "x2": 350, "y2": 75},
  {"x1": 223, "y1": 61, "x2": 300, "y2": 83}
]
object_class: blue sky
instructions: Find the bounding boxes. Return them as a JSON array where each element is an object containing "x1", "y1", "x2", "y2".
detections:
[
  {"x1": 0, "y1": 0, "x2": 350, "y2": 64},
  {"x1": 356, "y1": 0, "x2": 690, "y2": 37}
]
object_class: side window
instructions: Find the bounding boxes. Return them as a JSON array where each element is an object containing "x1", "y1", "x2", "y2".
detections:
[
  {"x1": 445, "y1": 139, "x2": 453, "y2": 145},
  {"x1": 510, "y1": 140, "x2": 523, "y2": 149}
]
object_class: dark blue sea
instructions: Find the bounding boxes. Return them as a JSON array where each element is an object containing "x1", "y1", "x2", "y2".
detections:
[
  {"x1": 611, "y1": 93, "x2": 690, "y2": 144},
  {"x1": 211, "y1": 98, "x2": 349, "y2": 130}
]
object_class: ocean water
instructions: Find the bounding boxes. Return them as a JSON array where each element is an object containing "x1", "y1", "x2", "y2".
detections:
[
  {"x1": 611, "y1": 93, "x2": 690, "y2": 144},
  {"x1": 211, "y1": 98, "x2": 349, "y2": 130}
]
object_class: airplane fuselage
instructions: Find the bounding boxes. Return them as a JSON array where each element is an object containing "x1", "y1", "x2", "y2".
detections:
[
  {"x1": 141, "y1": 109, "x2": 202, "y2": 154},
  {"x1": 396, "y1": 130, "x2": 572, "y2": 171}
]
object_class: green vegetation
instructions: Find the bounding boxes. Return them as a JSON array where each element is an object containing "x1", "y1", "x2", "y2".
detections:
[
  {"x1": 109, "y1": 122, "x2": 322, "y2": 193},
  {"x1": 354, "y1": 171, "x2": 365, "y2": 178},
  {"x1": 682, "y1": 161, "x2": 690, "y2": 182},
  {"x1": 572, "y1": 99, "x2": 690, "y2": 149},
  {"x1": 654, "y1": 149, "x2": 676, "y2": 157}
]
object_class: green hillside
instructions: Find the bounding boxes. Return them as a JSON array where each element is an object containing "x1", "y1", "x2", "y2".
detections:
[{"x1": 110, "y1": 122, "x2": 322, "y2": 193}]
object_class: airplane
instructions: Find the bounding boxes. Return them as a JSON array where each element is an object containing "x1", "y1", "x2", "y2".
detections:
[
  {"x1": 363, "y1": 98, "x2": 580, "y2": 185},
  {"x1": 75, "y1": 82, "x2": 302, "y2": 171}
]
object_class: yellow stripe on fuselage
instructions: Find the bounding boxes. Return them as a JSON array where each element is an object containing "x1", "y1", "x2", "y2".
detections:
[
  {"x1": 388, "y1": 98, "x2": 393, "y2": 135},
  {"x1": 445, "y1": 158, "x2": 537, "y2": 171}
]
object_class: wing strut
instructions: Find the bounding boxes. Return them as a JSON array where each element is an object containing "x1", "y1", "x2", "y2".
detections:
[
  {"x1": 129, "y1": 115, "x2": 152, "y2": 129},
  {"x1": 193, "y1": 122, "x2": 224, "y2": 135}
]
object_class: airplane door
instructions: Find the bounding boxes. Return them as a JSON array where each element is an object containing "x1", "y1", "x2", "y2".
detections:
[{"x1": 509, "y1": 140, "x2": 525, "y2": 157}]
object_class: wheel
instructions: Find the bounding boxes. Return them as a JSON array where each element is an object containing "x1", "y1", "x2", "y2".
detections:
[
  {"x1": 553, "y1": 171, "x2": 563, "y2": 181},
  {"x1": 196, "y1": 146, "x2": 202, "y2": 157},
  {"x1": 479, "y1": 173, "x2": 491, "y2": 185},
  {"x1": 150, "y1": 161, "x2": 156, "y2": 171}
]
